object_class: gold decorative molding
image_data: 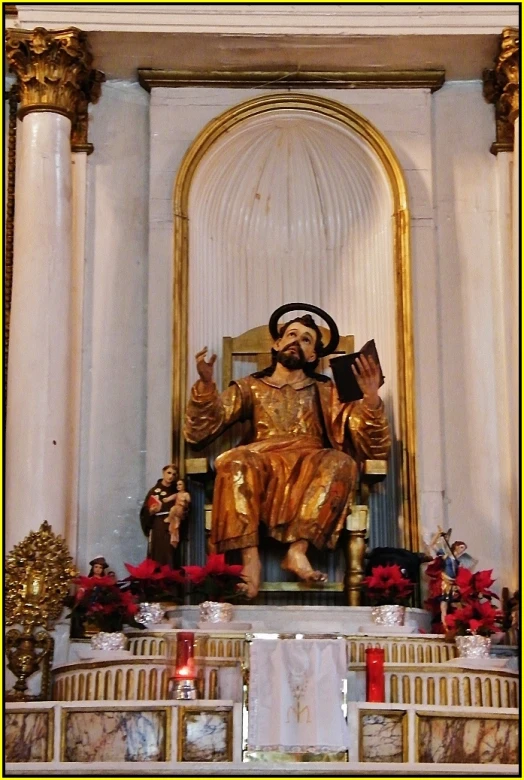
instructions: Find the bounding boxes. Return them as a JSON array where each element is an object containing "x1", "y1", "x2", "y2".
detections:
[
  {"x1": 172, "y1": 93, "x2": 419, "y2": 552},
  {"x1": 5, "y1": 26, "x2": 104, "y2": 129},
  {"x1": 5, "y1": 84, "x2": 18, "y2": 403},
  {"x1": 71, "y1": 67, "x2": 105, "y2": 154},
  {"x1": 139, "y1": 68, "x2": 445, "y2": 93},
  {"x1": 5, "y1": 4, "x2": 18, "y2": 16},
  {"x1": 483, "y1": 27, "x2": 519, "y2": 154}
]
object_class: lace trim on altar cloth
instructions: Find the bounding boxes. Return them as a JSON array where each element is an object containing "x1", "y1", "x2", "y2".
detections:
[{"x1": 247, "y1": 744, "x2": 348, "y2": 753}]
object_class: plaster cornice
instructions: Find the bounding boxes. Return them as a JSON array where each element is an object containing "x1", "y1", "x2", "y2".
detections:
[{"x1": 8, "y1": 4, "x2": 520, "y2": 35}]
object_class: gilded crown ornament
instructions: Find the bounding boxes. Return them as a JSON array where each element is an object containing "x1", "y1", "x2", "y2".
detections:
[
  {"x1": 5, "y1": 520, "x2": 77, "y2": 629},
  {"x1": 5, "y1": 521, "x2": 77, "y2": 700},
  {"x1": 5, "y1": 27, "x2": 105, "y2": 128},
  {"x1": 483, "y1": 27, "x2": 520, "y2": 154}
]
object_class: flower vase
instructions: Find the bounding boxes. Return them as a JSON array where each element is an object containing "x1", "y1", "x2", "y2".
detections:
[
  {"x1": 199, "y1": 601, "x2": 233, "y2": 624},
  {"x1": 136, "y1": 602, "x2": 166, "y2": 626},
  {"x1": 371, "y1": 605, "x2": 406, "y2": 626},
  {"x1": 90, "y1": 631, "x2": 128, "y2": 652},
  {"x1": 455, "y1": 634, "x2": 491, "y2": 659}
]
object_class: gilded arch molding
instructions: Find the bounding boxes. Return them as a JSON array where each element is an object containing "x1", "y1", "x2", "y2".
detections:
[
  {"x1": 483, "y1": 27, "x2": 519, "y2": 155},
  {"x1": 172, "y1": 92, "x2": 419, "y2": 550}
]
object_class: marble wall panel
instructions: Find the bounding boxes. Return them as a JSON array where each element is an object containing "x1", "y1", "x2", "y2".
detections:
[
  {"x1": 417, "y1": 715, "x2": 518, "y2": 764},
  {"x1": 433, "y1": 81, "x2": 515, "y2": 587},
  {"x1": 5, "y1": 711, "x2": 51, "y2": 762},
  {"x1": 360, "y1": 711, "x2": 405, "y2": 762},
  {"x1": 178, "y1": 707, "x2": 233, "y2": 762},
  {"x1": 62, "y1": 709, "x2": 168, "y2": 762},
  {"x1": 78, "y1": 80, "x2": 150, "y2": 579}
]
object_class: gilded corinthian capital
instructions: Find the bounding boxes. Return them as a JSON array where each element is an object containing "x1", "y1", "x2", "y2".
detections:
[
  {"x1": 5, "y1": 27, "x2": 104, "y2": 128},
  {"x1": 483, "y1": 28, "x2": 520, "y2": 154}
]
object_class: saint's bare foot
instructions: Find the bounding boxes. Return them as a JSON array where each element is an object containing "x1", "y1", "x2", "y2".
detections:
[
  {"x1": 241, "y1": 547, "x2": 262, "y2": 599},
  {"x1": 281, "y1": 543, "x2": 328, "y2": 584}
]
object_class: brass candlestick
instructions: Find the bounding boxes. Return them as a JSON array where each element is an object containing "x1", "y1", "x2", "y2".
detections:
[{"x1": 5, "y1": 626, "x2": 53, "y2": 701}]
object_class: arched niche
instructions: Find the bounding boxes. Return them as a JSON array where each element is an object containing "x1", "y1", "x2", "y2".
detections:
[{"x1": 173, "y1": 93, "x2": 417, "y2": 549}]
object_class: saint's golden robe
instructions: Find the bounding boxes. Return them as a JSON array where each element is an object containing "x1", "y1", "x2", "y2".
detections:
[{"x1": 184, "y1": 375, "x2": 391, "y2": 553}]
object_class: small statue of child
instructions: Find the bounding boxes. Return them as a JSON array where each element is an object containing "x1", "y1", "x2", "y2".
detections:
[{"x1": 168, "y1": 479, "x2": 191, "y2": 548}]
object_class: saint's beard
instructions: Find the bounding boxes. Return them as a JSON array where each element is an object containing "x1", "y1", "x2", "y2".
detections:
[{"x1": 276, "y1": 343, "x2": 307, "y2": 370}]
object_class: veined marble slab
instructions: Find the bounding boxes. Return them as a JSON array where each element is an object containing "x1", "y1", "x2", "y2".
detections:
[
  {"x1": 417, "y1": 715, "x2": 519, "y2": 764},
  {"x1": 62, "y1": 709, "x2": 167, "y2": 762},
  {"x1": 6, "y1": 712, "x2": 50, "y2": 762},
  {"x1": 360, "y1": 712, "x2": 405, "y2": 762},
  {"x1": 179, "y1": 708, "x2": 232, "y2": 762}
]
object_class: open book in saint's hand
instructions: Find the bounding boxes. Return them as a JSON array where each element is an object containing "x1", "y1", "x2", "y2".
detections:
[{"x1": 329, "y1": 339, "x2": 385, "y2": 403}]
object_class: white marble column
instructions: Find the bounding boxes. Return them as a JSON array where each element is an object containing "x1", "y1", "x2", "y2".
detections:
[
  {"x1": 66, "y1": 149, "x2": 88, "y2": 558},
  {"x1": 491, "y1": 146, "x2": 519, "y2": 592},
  {"x1": 6, "y1": 112, "x2": 72, "y2": 550},
  {"x1": 486, "y1": 30, "x2": 520, "y2": 590},
  {"x1": 491, "y1": 119, "x2": 519, "y2": 592},
  {"x1": 5, "y1": 27, "x2": 101, "y2": 553},
  {"x1": 6, "y1": 111, "x2": 73, "y2": 551},
  {"x1": 508, "y1": 116, "x2": 519, "y2": 590}
]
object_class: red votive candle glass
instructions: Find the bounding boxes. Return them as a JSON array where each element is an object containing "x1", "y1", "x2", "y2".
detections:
[
  {"x1": 174, "y1": 632, "x2": 195, "y2": 680},
  {"x1": 365, "y1": 647, "x2": 385, "y2": 702}
]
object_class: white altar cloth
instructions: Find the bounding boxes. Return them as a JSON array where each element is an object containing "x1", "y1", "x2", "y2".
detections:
[{"x1": 248, "y1": 638, "x2": 348, "y2": 754}]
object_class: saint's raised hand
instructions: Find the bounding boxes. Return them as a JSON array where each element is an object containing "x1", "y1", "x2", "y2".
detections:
[
  {"x1": 351, "y1": 354, "x2": 380, "y2": 407},
  {"x1": 195, "y1": 347, "x2": 217, "y2": 385}
]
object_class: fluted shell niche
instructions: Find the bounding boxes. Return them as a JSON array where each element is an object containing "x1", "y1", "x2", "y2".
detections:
[{"x1": 187, "y1": 106, "x2": 400, "y2": 546}]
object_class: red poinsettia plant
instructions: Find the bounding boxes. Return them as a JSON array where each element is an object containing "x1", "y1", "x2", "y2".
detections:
[
  {"x1": 68, "y1": 575, "x2": 145, "y2": 632},
  {"x1": 362, "y1": 564, "x2": 414, "y2": 606},
  {"x1": 454, "y1": 567, "x2": 499, "y2": 602},
  {"x1": 183, "y1": 554, "x2": 246, "y2": 603},
  {"x1": 425, "y1": 558, "x2": 502, "y2": 637},
  {"x1": 124, "y1": 559, "x2": 185, "y2": 603},
  {"x1": 445, "y1": 601, "x2": 501, "y2": 638}
]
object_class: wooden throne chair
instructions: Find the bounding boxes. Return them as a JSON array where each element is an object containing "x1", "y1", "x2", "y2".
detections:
[{"x1": 186, "y1": 324, "x2": 387, "y2": 606}]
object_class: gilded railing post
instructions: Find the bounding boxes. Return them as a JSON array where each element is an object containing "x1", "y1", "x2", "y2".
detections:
[
  {"x1": 483, "y1": 28, "x2": 519, "y2": 155},
  {"x1": 345, "y1": 505, "x2": 369, "y2": 606}
]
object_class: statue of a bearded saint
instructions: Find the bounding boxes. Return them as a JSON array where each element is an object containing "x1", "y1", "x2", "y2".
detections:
[{"x1": 184, "y1": 307, "x2": 391, "y2": 598}]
